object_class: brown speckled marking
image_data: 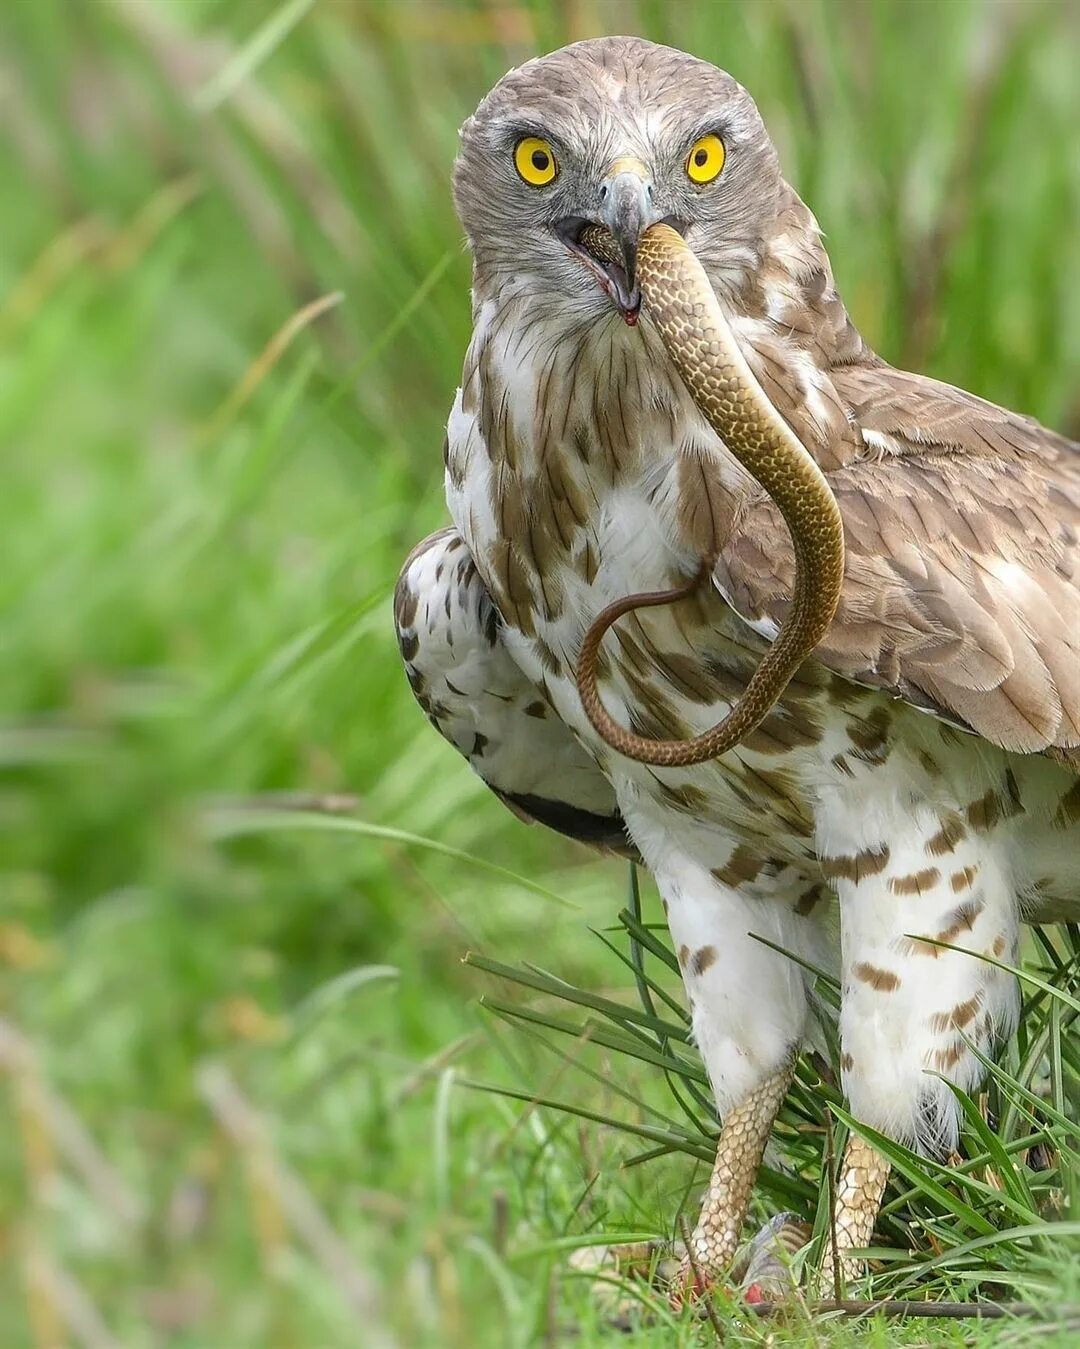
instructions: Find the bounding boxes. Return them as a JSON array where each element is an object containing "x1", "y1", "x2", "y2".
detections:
[
  {"x1": 532, "y1": 636, "x2": 562, "y2": 676},
  {"x1": 888, "y1": 867, "x2": 940, "y2": 896},
  {"x1": 930, "y1": 993, "x2": 982, "y2": 1033},
  {"x1": 1004, "y1": 768, "x2": 1024, "y2": 813},
  {"x1": 674, "y1": 447, "x2": 741, "y2": 562},
  {"x1": 740, "y1": 701, "x2": 824, "y2": 756},
  {"x1": 933, "y1": 1041, "x2": 965, "y2": 1071},
  {"x1": 627, "y1": 699, "x2": 690, "y2": 745},
  {"x1": 926, "y1": 814, "x2": 967, "y2": 856},
  {"x1": 579, "y1": 537, "x2": 599, "y2": 585},
  {"x1": 900, "y1": 897, "x2": 986, "y2": 957},
  {"x1": 536, "y1": 452, "x2": 589, "y2": 559},
  {"x1": 649, "y1": 647, "x2": 724, "y2": 707},
  {"x1": 840, "y1": 1051, "x2": 854, "y2": 1072},
  {"x1": 992, "y1": 934, "x2": 1007, "y2": 957},
  {"x1": 827, "y1": 676, "x2": 862, "y2": 706},
  {"x1": 691, "y1": 945, "x2": 717, "y2": 977},
  {"x1": 711, "y1": 843, "x2": 766, "y2": 889},
  {"x1": 965, "y1": 772, "x2": 1025, "y2": 833},
  {"x1": 395, "y1": 583, "x2": 419, "y2": 631},
  {"x1": 639, "y1": 645, "x2": 718, "y2": 709},
  {"x1": 854, "y1": 962, "x2": 900, "y2": 992},
  {"x1": 737, "y1": 763, "x2": 807, "y2": 819},
  {"x1": 918, "y1": 750, "x2": 942, "y2": 778},
  {"x1": 657, "y1": 780, "x2": 711, "y2": 814},
  {"x1": 524, "y1": 700, "x2": 547, "y2": 718},
  {"x1": 950, "y1": 864, "x2": 980, "y2": 893},
  {"x1": 678, "y1": 944, "x2": 690, "y2": 969},
  {"x1": 965, "y1": 790, "x2": 1001, "y2": 833},
  {"x1": 936, "y1": 898, "x2": 985, "y2": 944},
  {"x1": 794, "y1": 882, "x2": 828, "y2": 916},
  {"x1": 821, "y1": 845, "x2": 890, "y2": 883},
  {"x1": 846, "y1": 706, "x2": 892, "y2": 765},
  {"x1": 486, "y1": 537, "x2": 538, "y2": 636}
]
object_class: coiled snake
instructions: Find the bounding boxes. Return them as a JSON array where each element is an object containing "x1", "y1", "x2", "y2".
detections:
[{"x1": 575, "y1": 223, "x2": 846, "y2": 768}]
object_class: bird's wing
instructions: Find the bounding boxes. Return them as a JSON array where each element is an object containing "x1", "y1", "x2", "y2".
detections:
[
  {"x1": 396, "y1": 527, "x2": 639, "y2": 857},
  {"x1": 713, "y1": 363, "x2": 1080, "y2": 761}
]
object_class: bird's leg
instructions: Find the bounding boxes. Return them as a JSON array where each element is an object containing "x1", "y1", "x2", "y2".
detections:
[
  {"x1": 650, "y1": 851, "x2": 829, "y2": 1301},
  {"x1": 815, "y1": 777, "x2": 1021, "y2": 1288},
  {"x1": 679, "y1": 1062, "x2": 794, "y2": 1293},
  {"x1": 820, "y1": 1134, "x2": 891, "y2": 1292}
]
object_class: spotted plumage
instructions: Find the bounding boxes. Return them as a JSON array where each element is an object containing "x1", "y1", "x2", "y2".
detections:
[{"x1": 395, "y1": 36, "x2": 1080, "y2": 1285}]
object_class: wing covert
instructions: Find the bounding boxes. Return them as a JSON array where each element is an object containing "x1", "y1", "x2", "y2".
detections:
[{"x1": 714, "y1": 363, "x2": 1080, "y2": 758}]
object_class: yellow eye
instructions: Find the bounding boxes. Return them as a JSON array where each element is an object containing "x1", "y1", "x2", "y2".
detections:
[
  {"x1": 514, "y1": 137, "x2": 557, "y2": 186},
  {"x1": 685, "y1": 133, "x2": 726, "y2": 184}
]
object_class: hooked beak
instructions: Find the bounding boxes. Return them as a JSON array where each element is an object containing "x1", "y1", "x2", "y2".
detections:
[
  {"x1": 599, "y1": 159, "x2": 654, "y2": 296},
  {"x1": 557, "y1": 157, "x2": 676, "y2": 325}
]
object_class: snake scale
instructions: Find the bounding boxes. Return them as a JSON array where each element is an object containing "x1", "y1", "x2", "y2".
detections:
[{"x1": 575, "y1": 222, "x2": 846, "y2": 768}]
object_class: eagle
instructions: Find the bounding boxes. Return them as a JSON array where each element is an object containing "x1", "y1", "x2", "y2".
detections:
[{"x1": 394, "y1": 36, "x2": 1080, "y2": 1290}]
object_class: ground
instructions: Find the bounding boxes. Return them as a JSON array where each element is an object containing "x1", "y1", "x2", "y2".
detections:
[{"x1": 1, "y1": 2, "x2": 1078, "y2": 1345}]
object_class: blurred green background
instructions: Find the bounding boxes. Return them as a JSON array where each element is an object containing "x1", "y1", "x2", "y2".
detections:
[{"x1": 2, "y1": 1, "x2": 1078, "y2": 1345}]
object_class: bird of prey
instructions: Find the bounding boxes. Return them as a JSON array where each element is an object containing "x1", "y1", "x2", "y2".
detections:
[{"x1": 395, "y1": 35, "x2": 1080, "y2": 1291}]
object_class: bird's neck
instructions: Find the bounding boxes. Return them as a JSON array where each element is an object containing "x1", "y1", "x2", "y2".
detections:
[
  {"x1": 728, "y1": 184, "x2": 870, "y2": 372},
  {"x1": 697, "y1": 184, "x2": 873, "y2": 472}
]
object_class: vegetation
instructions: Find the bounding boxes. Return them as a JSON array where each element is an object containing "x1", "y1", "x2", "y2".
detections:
[{"x1": 1, "y1": 1, "x2": 1077, "y2": 1344}]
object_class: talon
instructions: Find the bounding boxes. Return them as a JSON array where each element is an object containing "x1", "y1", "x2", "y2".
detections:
[{"x1": 668, "y1": 1258, "x2": 718, "y2": 1311}]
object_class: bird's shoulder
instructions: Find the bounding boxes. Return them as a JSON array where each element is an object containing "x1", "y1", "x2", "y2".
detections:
[{"x1": 833, "y1": 361, "x2": 1080, "y2": 469}]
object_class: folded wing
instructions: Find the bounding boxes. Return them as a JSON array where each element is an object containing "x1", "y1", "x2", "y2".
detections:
[
  {"x1": 395, "y1": 528, "x2": 638, "y2": 855},
  {"x1": 714, "y1": 363, "x2": 1080, "y2": 762}
]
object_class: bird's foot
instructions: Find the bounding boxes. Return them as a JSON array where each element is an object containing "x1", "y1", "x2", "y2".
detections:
[
  {"x1": 569, "y1": 1213, "x2": 810, "y2": 1327},
  {"x1": 670, "y1": 1212, "x2": 811, "y2": 1310}
]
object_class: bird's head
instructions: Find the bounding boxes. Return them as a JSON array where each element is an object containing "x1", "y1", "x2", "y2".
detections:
[{"x1": 454, "y1": 36, "x2": 783, "y2": 324}]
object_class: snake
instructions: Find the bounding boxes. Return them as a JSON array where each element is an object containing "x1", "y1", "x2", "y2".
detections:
[{"x1": 574, "y1": 222, "x2": 846, "y2": 768}]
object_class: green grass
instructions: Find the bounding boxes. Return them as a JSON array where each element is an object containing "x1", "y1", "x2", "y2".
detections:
[{"x1": 1, "y1": 1, "x2": 1078, "y2": 1345}]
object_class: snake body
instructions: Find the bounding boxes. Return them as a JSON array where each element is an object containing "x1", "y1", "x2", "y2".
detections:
[{"x1": 575, "y1": 222, "x2": 845, "y2": 768}]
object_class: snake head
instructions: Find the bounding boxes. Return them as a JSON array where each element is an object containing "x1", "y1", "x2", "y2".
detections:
[
  {"x1": 556, "y1": 216, "x2": 687, "y2": 329},
  {"x1": 555, "y1": 217, "x2": 642, "y2": 325}
]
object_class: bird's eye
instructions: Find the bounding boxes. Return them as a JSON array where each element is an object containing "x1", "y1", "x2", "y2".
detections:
[
  {"x1": 513, "y1": 137, "x2": 557, "y2": 186},
  {"x1": 685, "y1": 134, "x2": 726, "y2": 185}
]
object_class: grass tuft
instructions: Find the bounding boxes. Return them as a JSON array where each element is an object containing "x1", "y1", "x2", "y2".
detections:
[{"x1": 470, "y1": 876, "x2": 1080, "y2": 1307}]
